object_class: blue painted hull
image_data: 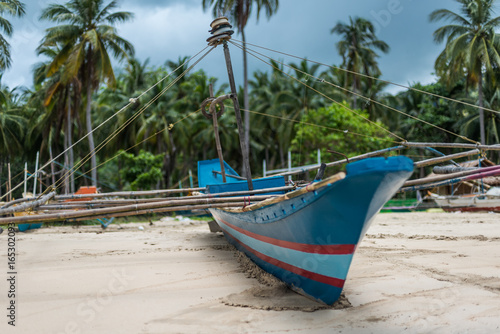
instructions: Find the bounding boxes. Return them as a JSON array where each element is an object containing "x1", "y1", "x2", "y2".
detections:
[
  {"x1": 18, "y1": 223, "x2": 42, "y2": 232},
  {"x1": 204, "y1": 156, "x2": 414, "y2": 304}
]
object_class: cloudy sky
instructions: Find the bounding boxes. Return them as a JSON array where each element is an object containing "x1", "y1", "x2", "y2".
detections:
[{"x1": 3, "y1": 0, "x2": 463, "y2": 94}]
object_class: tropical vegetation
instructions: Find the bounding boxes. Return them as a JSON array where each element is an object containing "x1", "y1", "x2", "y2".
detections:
[
  {"x1": 202, "y1": 0, "x2": 279, "y2": 168},
  {"x1": 0, "y1": 0, "x2": 25, "y2": 70},
  {"x1": 37, "y1": 0, "x2": 135, "y2": 185},
  {"x1": 1, "y1": 0, "x2": 500, "y2": 198},
  {"x1": 331, "y1": 16, "x2": 389, "y2": 110},
  {"x1": 430, "y1": 0, "x2": 500, "y2": 145}
]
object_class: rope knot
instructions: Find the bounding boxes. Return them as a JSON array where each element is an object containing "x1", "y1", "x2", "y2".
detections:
[{"x1": 242, "y1": 196, "x2": 251, "y2": 209}]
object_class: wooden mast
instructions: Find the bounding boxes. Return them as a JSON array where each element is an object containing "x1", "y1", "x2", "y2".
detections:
[
  {"x1": 222, "y1": 42, "x2": 253, "y2": 190},
  {"x1": 206, "y1": 16, "x2": 253, "y2": 190}
]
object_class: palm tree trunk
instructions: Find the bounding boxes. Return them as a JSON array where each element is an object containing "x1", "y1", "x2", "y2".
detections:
[
  {"x1": 163, "y1": 130, "x2": 177, "y2": 189},
  {"x1": 86, "y1": 62, "x2": 97, "y2": 186},
  {"x1": 157, "y1": 136, "x2": 164, "y2": 189},
  {"x1": 352, "y1": 76, "x2": 358, "y2": 109},
  {"x1": 279, "y1": 145, "x2": 285, "y2": 169},
  {"x1": 478, "y1": 70, "x2": 486, "y2": 145},
  {"x1": 0, "y1": 161, "x2": 3, "y2": 197},
  {"x1": 63, "y1": 134, "x2": 69, "y2": 194},
  {"x1": 67, "y1": 94, "x2": 75, "y2": 193},
  {"x1": 242, "y1": 28, "x2": 250, "y2": 176}
]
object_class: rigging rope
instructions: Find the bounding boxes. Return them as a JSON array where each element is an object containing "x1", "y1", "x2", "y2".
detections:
[
  {"x1": 0, "y1": 45, "x2": 215, "y2": 201},
  {"x1": 231, "y1": 38, "x2": 500, "y2": 116},
  {"x1": 226, "y1": 105, "x2": 399, "y2": 144},
  {"x1": 230, "y1": 40, "x2": 476, "y2": 145},
  {"x1": 72, "y1": 109, "x2": 200, "y2": 185},
  {"x1": 0, "y1": 169, "x2": 25, "y2": 192},
  {"x1": 229, "y1": 41, "x2": 406, "y2": 142},
  {"x1": 51, "y1": 45, "x2": 216, "y2": 195},
  {"x1": 135, "y1": 45, "x2": 213, "y2": 101}
]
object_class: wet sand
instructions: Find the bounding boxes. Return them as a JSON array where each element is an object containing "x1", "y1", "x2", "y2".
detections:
[{"x1": 1, "y1": 212, "x2": 499, "y2": 333}]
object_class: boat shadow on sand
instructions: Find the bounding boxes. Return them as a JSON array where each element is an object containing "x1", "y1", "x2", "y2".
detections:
[{"x1": 222, "y1": 244, "x2": 352, "y2": 312}]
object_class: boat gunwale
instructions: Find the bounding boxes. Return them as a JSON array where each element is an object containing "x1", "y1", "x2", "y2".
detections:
[{"x1": 218, "y1": 172, "x2": 346, "y2": 213}]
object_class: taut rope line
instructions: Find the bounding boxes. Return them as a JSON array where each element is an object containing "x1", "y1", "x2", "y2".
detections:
[
  {"x1": 230, "y1": 40, "x2": 476, "y2": 145},
  {"x1": 73, "y1": 109, "x2": 201, "y2": 186},
  {"x1": 0, "y1": 45, "x2": 215, "y2": 201},
  {"x1": 229, "y1": 41, "x2": 406, "y2": 142},
  {"x1": 51, "y1": 45, "x2": 217, "y2": 195},
  {"x1": 229, "y1": 106, "x2": 400, "y2": 144},
  {"x1": 231, "y1": 38, "x2": 500, "y2": 116}
]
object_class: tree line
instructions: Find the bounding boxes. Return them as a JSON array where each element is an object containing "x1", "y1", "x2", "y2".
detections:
[{"x1": 1, "y1": 0, "x2": 500, "y2": 197}]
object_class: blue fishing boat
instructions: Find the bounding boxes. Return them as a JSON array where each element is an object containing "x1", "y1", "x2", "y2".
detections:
[
  {"x1": 198, "y1": 156, "x2": 413, "y2": 305},
  {"x1": 198, "y1": 17, "x2": 414, "y2": 305}
]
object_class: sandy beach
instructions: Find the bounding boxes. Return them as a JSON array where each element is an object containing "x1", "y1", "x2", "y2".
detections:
[{"x1": 1, "y1": 211, "x2": 499, "y2": 334}]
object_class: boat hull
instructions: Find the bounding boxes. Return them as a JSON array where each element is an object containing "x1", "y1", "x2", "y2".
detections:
[{"x1": 208, "y1": 156, "x2": 414, "y2": 304}]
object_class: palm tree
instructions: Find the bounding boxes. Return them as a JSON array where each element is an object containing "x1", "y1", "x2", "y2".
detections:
[
  {"x1": 430, "y1": 0, "x2": 500, "y2": 144},
  {"x1": 32, "y1": 45, "x2": 81, "y2": 192},
  {"x1": 202, "y1": 0, "x2": 279, "y2": 167},
  {"x1": 0, "y1": 0, "x2": 25, "y2": 70},
  {"x1": 121, "y1": 57, "x2": 150, "y2": 95},
  {"x1": 249, "y1": 61, "x2": 306, "y2": 168},
  {"x1": 0, "y1": 76, "x2": 26, "y2": 157},
  {"x1": 457, "y1": 73, "x2": 500, "y2": 148},
  {"x1": 93, "y1": 57, "x2": 152, "y2": 157},
  {"x1": 38, "y1": 0, "x2": 134, "y2": 185},
  {"x1": 331, "y1": 16, "x2": 389, "y2": 109}
]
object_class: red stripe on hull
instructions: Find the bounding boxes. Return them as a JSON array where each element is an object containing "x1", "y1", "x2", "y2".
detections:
[
  {"x1": 218, "y1": 218, "x2": 355, "y2": 255},
  {"x1": 219, "y1": 224, "x2": 346, "y2": 289}
]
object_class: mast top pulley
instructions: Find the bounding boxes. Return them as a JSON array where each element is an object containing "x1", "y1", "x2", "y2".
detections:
[{"x1": 207, "y1": 16, "x2": 234, "y2": 45}]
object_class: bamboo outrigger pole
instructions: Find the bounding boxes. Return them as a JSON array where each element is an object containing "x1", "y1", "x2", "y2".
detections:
[
  {"x1": 0, "y1": 195, "x2": 273, "y2": 225},
  {"x1": 400, "y1": 167, "x2": 500, "y2": 193},
  {"x1": 413, "y1": 149, "x2": 480, "y2": 168},
  {"x1": 403, "y1": 165, "x2": 500, "y2": 187},
  {"x1": 402, "y1": 142, "x2": 500, "y2": 151},
  {"x1": 38, "y1": 194, "x2": 275, "y2": 211},
  {"x1": 0, "y1": 191, "x2": 56, "y2": 216},
  {"x1": 271, "y1": 146, "x2": 407, "y2": 177},
  {"x1": 0, "y1": 185, "x2": 294, "y2": 210}
]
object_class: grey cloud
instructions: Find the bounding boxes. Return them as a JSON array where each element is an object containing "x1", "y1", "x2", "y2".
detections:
[{"x1": 3, "y1": 0, "x2": 464, "y2": 94}]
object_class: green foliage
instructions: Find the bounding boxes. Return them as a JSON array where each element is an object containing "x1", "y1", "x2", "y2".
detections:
[
  {"x1": 430, "y1": 0, "x2": 500, "y2": 84},
  {"x1": 0, "y1": 79, "x2": 26, "y2": 157},
  {"x1": 38, "y1": 0, "x2": 135, "y2": 185},
  {"x1": 202, "y1": 0, "x2": 279, "y2": 32},
  {"x1": 291, "y1": 102, "x2": 393, "y2": 169},
  {"x1": 331, "y1": 16, "x2": 389, "y2": 109},
  {"x1": 393, "y1": 82, "x2": 465, "y2": 145},
  {"x1": 118, "y1": 150, "x2": 164, "y2": 191},
  {"x1": 430, "y1": 0, "x2": 500, "y2": 144},
  {"x1": 0, "y1": 0, "x2": 26, "y2": 70},
  {"x1": 5, "y1": 2, "x2": 500, "y2": 199},
  {"x1": 248, "y1": 59, "x2": 331, "y2": 170},
  {"x1": 95, "y1": 157, "x2": 121, "y2": 191}
]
